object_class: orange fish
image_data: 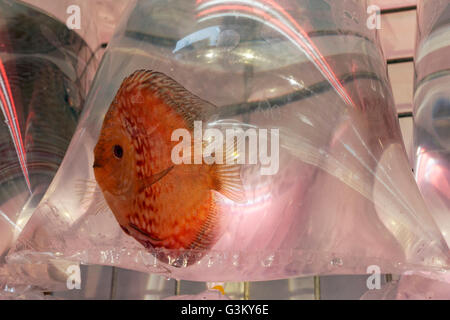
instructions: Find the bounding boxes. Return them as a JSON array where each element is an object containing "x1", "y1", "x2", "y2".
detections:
[{"x1": 93, "y1": 70, "x2": 244, "y2": 266}]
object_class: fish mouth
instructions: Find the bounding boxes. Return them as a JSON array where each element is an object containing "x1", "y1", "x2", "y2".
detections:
[{"x1": 93, "y1": 161, "x2": 101, "y2": 169}]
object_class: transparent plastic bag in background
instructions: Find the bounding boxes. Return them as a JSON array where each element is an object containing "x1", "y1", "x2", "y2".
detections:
[
  {"x1": 414, "y1": 0, "x2": 450, "y2": 247},
  {"x1": 0, "y1": 0, "x2": 99, "y2": 287},
  {"x1": 21, "y1": 0, "x2": 132, "y2": 55},
  {"x1": 8, "y1": 0, "x2": 449, "y2": 282}
]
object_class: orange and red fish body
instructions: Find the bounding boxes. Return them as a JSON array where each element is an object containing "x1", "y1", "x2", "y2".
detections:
[{"x1": 93, "y1": 70, "x2": 244, "y2": 266}]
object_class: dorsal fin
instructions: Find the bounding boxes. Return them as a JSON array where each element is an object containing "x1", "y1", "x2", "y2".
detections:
[{"x1": 120, "y1": 70, "x2": 216, "y2": 129}]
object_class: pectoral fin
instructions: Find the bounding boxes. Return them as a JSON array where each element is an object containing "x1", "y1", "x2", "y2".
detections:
[{"x1": 138, "y1": 165, "x2": 174, "y2": 192}]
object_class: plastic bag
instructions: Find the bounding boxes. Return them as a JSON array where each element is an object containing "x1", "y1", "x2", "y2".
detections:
[
  {"x1": 414, "y1": 0, "x2": 450, "y2": 247},
  {"x1": 20, "y1": 0, "x2": 132, "y2": 52},
  {"x1": 0, "y1": 0, "x2": 99, "y2": 287},
  {"x1": 8, "y1": 0, "x2": 449, "y2": 282}
]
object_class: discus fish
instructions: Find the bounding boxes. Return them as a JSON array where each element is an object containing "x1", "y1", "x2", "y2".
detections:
[{"x1": 93, "y1": 70, "x2": 244, "y2": 266}]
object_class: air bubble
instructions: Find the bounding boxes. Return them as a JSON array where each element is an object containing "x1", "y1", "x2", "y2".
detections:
[
  {"x1": 330, "y1": 257, "x2": 343, "y2": 266},
  {"x1": 217, "y1": 29, "x2": 240, "y2": 50},
  {"x1": 261, "y1": 254, "x2": 274, "y2": 267}
]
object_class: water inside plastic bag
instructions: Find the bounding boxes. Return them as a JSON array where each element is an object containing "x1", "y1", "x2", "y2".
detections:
[{"x1": 8, "y1": 0, "x2": 449, "y2": 282}]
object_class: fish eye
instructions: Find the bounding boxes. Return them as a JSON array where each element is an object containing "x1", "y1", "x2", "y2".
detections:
[{"x1": 113, "y1": 145, "x2": 123, "y2": 159}]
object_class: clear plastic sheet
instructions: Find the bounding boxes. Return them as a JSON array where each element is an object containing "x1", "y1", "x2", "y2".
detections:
[
  {"x1": 0, "y1": 0, "x2": 99, "y2": 287},
  {"x1": 7, "y1": 0, "x2": 450, "y2": 282}
]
